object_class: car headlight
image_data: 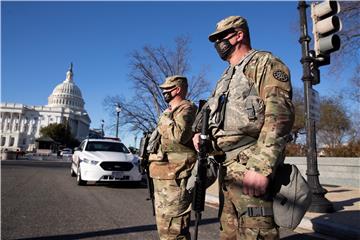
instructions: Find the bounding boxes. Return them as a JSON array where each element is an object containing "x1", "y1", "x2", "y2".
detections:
[{"x1": 81, "y1": 158, "x2": 99, "y2": 165}]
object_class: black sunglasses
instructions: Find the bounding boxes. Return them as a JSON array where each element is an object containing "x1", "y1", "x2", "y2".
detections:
[{"x1": 215, "y1": 28, "x2": 237, "y2": 41}]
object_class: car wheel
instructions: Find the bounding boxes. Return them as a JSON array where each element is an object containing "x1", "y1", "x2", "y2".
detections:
[{"x1": 77, "y1": 168, "x2": 87, "y2": 186}]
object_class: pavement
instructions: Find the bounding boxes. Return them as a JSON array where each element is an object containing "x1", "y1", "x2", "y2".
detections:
[
  {"x1": 9, "y1": 156, "x2": 360, "y2": 239},
  {"x1": 205, "y1": 180, "x2": 360, "y2": 240}
]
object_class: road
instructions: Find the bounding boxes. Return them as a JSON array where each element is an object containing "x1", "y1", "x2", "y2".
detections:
[{"x1": 1, "y1": 160, "x2": 327, "y2": 240}]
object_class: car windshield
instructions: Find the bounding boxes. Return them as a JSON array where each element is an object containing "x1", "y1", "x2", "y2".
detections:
[{"x1": 85, "y1": 141, "x2": 130, "y2": 153}]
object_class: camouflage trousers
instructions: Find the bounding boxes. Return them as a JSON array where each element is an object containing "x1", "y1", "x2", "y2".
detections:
[
  {"x1": 153, "y1": 178, "x2": 192, "y2": 240},
  {"x1": 219, "y1": 161, "x2": 279, "y2": 240}
]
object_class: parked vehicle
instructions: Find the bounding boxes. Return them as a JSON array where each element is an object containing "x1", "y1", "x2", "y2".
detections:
[
  {"x1": 71, "y1": 138, "x2": 142, "y2": 185},
  {"x1": 60, "y1": 148, "x2": 73, "y2": 157}
]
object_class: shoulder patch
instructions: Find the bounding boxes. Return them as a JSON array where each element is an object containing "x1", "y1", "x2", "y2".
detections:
[{"x1": 273, "y1": 70, "x2": 289, "y2": 82}]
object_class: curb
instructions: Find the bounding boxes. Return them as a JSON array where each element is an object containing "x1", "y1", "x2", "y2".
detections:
[{"x1": 204, "y1": 193, "x2": 360, "y2": 240}]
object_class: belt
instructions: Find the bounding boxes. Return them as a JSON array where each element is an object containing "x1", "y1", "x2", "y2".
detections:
[{"x1": 247, "y1": 206, "x2": 274, "y2": 217}]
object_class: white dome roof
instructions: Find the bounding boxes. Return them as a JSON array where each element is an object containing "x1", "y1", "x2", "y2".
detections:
[{"x1": 48, "y1": 64, "x2": 85, "y2": 110}]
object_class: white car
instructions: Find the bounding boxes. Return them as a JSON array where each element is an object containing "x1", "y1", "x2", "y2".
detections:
[
  {"x1": 71, "y1": 138, "x2": 142, "y2": 185},
  {"x1": 61, "y1": 148, "x2": 73, "y2": 157}
]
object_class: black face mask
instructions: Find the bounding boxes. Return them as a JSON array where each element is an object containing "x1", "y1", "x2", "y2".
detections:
[
  {"x1": 162, "y1": 91, "x2": 174, "y2": 103},
  {"x1": 214, "y1": 33, "x2": 237, "y2": 61}
]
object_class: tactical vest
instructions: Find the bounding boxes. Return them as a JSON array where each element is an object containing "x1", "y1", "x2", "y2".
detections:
[
  {"x1": 149, "y1": 100, "x2": 197, "y2": 180},
  {"x1": 208, "y1": 50, "x2": 265, "y2": 152},
  {"x1": 159, "y1": 100, "x2": 196, "y2": 153}
]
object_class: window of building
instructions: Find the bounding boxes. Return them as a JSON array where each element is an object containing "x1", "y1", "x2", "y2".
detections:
[
  {"x1": 1, "y1": 137, "x2": 5, "y2": 146},
  {"x1": 22, "y1": 138, "x2": 26, "y2": 145},
  {"x1": 9, "y1": 137, "x2": 14, "y2": 147}
]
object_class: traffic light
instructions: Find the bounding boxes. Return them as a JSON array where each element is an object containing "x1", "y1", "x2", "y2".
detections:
[
  {"x1": 311, "y1": 0, "x2": 342, "y2": 66},
  {"x1": 309, "y1": 50, "x2": 320, "y2": 85}
]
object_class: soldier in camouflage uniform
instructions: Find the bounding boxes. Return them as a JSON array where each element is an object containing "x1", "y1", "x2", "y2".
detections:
[
  {"x1": 192, "y1": 16, "x2": 294, "y2": 239},
  {"x1": 149, "y1": 75, "x2": 197, "y2": 240}
]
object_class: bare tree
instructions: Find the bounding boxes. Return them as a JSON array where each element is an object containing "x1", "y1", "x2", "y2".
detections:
[
  {"x1": 103, "y1": 36, "x2": 210, "y2": 134},
  {"x1": 348, "y1": 65, "x2": 360, "y2": 104},
  {"x1": 317, "y1": 96, "x2": 351, "y2": 148},
  {"x1": 289, "y1": 2, "x2": 359, "y2": 152},
  {"x1": 328, "y1": 2, "x2": 360, "y2": 86},
  {"x1": 291, "y1": 87, "x2": 355, "y2": 148}
]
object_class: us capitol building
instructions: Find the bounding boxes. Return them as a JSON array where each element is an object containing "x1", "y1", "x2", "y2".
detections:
[{"x1": 0, "y1": 64, "x2": 91, "y2": 152}]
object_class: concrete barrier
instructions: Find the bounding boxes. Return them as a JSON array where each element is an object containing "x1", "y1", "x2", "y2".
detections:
[{"x1": 285, "y1": 157, "x2": 360, "y2": 188}]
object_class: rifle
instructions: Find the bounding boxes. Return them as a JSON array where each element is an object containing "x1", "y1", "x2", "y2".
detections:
[
  {"x1": 139, "y1": 132, "x2": 155, "y2": 216},
  {"x1": 192, "y1": 106, "x2": 210, "y2": 240}
]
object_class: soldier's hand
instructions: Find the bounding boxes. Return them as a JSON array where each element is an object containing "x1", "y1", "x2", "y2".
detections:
[
  {"x1": 242, "y1": 170, "x2": 269, "y2": 197},
  {"x1": 192, "y1": 133, "x2": 201, "y2": 152}
]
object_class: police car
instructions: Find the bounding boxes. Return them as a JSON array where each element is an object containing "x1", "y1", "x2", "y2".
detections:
[{"x1": 71, "y1": 138, "x2": 142, "y2": 185}]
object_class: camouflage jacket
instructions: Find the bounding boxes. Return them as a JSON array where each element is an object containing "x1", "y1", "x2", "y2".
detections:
[
  {"x1": 210, "y1": 50, "x2": 294, "y2": 176},
  {"x1": 149, "y1": 99, "x2": 198, "y2": 180}
]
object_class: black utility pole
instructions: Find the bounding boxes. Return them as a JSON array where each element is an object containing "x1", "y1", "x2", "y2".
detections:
[
  {"x1": 115, "y1": 104, "x2": 121, "y2": 138},
  {"x1": 298, "y1": 1, "x2": 334, "y2": 213},
  {"x1": 101, "y1": 119, "x2": 105, "y2": 137}
]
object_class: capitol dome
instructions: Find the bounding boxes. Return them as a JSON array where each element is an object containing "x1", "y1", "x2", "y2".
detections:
[{"x1": 48, "y1": 64, "x2": 85, "y2": 110}]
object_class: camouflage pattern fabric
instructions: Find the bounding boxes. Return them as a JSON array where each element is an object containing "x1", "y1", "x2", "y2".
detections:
[
  {"x1": 211, "y1": 50, "x2": 294, "y2": 240},
  {"x1": 208, "y1": 50, "x2": 263, "y2": 152},
  {"x1": 219, "y1": 146, "x2": 279, "y2": 240},
  {"x1": 208, "y1": 16, "x2": 249, "y2": 42},
  {"x1": 153, "y1": 178, "x2": 192, "y2": 240},
  {"x1": 150, "y1": 99, "x2": 197, "y2": 239},
  {"x1": 157, "y1": 100, "x2": 197, "y2": 153},
  {"x1": 150, "y1": 99, "x2": 197, "y2": 180},
  {"x1": 160, "y1": 75, "x2": 188, "y2": 89},
  {"x1": 243, "y1": 51, "x2": 294, "y2": 176},
  {"x1": 210, "y1": 50, "x2": 294, "y2": 176}
]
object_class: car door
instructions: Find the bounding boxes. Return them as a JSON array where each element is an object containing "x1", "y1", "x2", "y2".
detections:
[{"x1": 73, "y1": 141, "x2": 86, "y2": 168}]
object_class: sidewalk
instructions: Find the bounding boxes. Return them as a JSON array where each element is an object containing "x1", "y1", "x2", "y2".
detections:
[{"x1": 205, "y1": 181, "x2": 360, "y2": 240}]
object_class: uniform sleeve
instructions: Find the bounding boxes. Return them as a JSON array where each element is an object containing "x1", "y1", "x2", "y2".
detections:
[
  {"x1": 245, "y1": 55, "x2": 295, "y2": 176},
  {"x1": 158, "y1": 103, "x2": 197, "y2": 144}
]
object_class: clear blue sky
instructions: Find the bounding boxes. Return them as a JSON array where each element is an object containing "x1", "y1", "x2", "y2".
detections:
[{"x1": 1, "y1": 1, "x2": 348, "y2": 147}]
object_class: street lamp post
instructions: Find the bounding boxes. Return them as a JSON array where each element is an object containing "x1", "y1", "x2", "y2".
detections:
[
  {"x1": 298, "y1": 1, "x2": 333, "y2": 213},
  {"x1": 115, "y1": 104, "x2": 121, "y2": 138},
  {"x1": 101, "y1": 119, "x2": 105, "y2": 137}
]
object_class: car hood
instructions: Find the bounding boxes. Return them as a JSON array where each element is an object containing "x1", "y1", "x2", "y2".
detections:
[{"x1": 83, "y1": 151, "x2": 133, "y2": 162}]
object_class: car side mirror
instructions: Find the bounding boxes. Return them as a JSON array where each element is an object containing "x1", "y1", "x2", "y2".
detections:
[{"x1": 128, "y1": 147, "x2": 138, "y2": 154}]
